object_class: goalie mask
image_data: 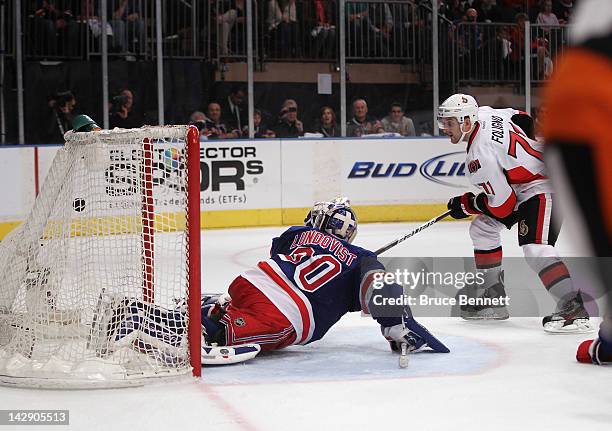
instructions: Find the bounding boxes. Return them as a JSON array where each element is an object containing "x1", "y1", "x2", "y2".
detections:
[{"x1": 304, "y1": 197, "x2": 358, "y2": 243}]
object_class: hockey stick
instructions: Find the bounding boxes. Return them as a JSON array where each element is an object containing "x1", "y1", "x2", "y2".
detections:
[{"x1": 375, "y1": 210, "x2": 452, "y2": 256}]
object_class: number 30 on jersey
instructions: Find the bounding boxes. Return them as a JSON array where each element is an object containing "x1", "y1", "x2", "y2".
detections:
[{"x1": 279, "y1": 246, "x2": 342, "y2": 292}]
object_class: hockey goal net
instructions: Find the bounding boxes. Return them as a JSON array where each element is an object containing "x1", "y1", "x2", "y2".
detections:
[{"x1": 0, "y1": 126, "x2": 201, "y2": 388}]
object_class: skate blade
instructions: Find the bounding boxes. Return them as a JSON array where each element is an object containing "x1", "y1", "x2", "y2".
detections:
[{"x1": 543, "y1": 318, "x2": 595, "y2": 334}]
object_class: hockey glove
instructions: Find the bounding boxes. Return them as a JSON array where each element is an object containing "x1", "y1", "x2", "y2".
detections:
[
  {"x1": 577, "y1": 338, "x2": 612, "y2": 365},
  {"x1": 381, "y1": 317, "x2": 450, "y2": 354},
  {"x1": 472, "y1": 193, "x2": 518, "y2": 229},
  {"x1": 447, "y1": 192, "x2": 480, "y2": 219}
]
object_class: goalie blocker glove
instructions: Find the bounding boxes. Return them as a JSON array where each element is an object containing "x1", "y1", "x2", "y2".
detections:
[{"x1": 448, "y1": 192, "x2": 517, "y2": 228}]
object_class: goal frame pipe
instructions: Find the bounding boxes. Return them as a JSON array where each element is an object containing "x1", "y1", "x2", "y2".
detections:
[
  {"x1": 142, "y1": 138, "x2": 155, "y2": 304},
  {"x1": 186, "y1": 126, "x2": 202, "y2": 378}
]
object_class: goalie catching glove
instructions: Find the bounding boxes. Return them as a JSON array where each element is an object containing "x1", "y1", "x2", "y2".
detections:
[{"x1": 381, "y1": 313, "x2": 450, "y2": 354}]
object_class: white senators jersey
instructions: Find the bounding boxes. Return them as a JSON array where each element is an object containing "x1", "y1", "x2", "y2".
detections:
[{"x1": 465, "y1": 107, "x2": 552, "y2": 218}]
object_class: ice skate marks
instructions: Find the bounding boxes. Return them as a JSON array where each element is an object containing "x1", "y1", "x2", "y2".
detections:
[{"x1": 201, "y1": 326, "x2": 499, "y2": 385}]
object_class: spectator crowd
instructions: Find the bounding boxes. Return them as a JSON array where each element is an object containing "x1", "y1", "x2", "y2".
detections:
[
  {"x1": 186, "y1": 86, "x2": 419, "y2": 140},
  {"x1": 444, "y1": 0, "x2": 575, "y2": 82},
  {"x1": 22, "y1": 1, "x2": 575, "y2": 60},
  {"x1": 31, "y1": 1, "x2": 576, "y2": 143},
  {"x1": 41, "y1": 84, "x2": 421, "y2": 143}
]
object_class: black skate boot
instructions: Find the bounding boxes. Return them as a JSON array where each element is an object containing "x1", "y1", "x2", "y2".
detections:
[
  {"x1": 542, "y1": 292, "x2": 594, "y2": 334},
  {"x1": 459, "y1": 271, "x2": 509, "y2": 320}
]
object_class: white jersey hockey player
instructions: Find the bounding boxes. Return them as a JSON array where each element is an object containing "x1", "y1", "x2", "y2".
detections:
[{"x1": 437, "y1": 94, "x2": 593, "y2": 333}]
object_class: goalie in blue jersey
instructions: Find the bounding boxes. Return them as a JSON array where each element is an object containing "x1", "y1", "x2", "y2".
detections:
[{"x1": 96, "y1": 197, "x2": 449, "y2": 365}]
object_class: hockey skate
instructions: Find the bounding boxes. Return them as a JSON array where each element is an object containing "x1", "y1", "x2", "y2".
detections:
[
  {"x1": 458, "y1": 277, "x2": 509, "y2": 320},
  {"x1": 542, "y1": 292, "x2": 594, "y2": 334},
  {"x1": 201, "y1": 343, "x2": 261, "y2": 365},
  {"x1": 91, "y1": 293, "x2": 193, "y2": 366}
]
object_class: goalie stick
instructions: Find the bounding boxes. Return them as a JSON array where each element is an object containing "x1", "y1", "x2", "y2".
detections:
[
  {"x1": 372, "y1": 210, "x2": 451, "y2": 368},
  {"x1": 375, "y1": 210, "x2": 452, "y2": 256}
]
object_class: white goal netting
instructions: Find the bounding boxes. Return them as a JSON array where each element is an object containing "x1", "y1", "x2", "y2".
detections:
[{"x1": 0, "y1": 126, "x2": 201, "y2": 388}]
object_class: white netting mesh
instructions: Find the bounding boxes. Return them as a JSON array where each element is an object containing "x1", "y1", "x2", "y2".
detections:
[{"x1": 0, "y1": 126, "x2": 199, "y2": 388}]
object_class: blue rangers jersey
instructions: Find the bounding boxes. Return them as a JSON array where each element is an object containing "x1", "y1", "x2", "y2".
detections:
[{"x1": 240, "y1": 226, "x2": 396, "y2": 346}]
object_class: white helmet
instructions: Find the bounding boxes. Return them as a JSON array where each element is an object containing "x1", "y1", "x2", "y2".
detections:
[
  {"x1": 304, "y1": 197, "x2": 358, "y2": 243},
  {"x1": 437, "y1": 94, "x2": 479, "y2": 141}
]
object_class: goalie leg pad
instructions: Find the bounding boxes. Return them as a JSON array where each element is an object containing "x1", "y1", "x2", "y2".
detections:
[
  {"x1": 115, "y1": 300, "x2": 186, "y2": 347},
  {"x1": 91, "y1": 295, "x2": 187, "y2": 359}
]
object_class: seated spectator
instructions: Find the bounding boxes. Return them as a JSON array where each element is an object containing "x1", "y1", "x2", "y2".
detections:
[
  {"x1": 457, "y1": 8, "x2": 483, "y2": 79},
  {"x1": 537, "y1": 0, "x2": 563, "y2": 55},
  {"x1": 535, "y1": 36, "x2": 554, "y2": 79},
  {"x1": 536, "y1": 0, "x2": 560, "y2": 26},
  {"x1": 311, "y1": 0, "x2": 336, "y2": 59},
  {"x1": 443, "y1": 0, "x2": 466, "y2": 23},
  {"x1": 510, "y1": 12, "x2": 548, "y2": 79},
  {"x1": 381, "y1": 103, "x2": 416, "y2": 136},
  {"x1": 553, "y1": 0, "x2": 573, "y2": 24},
  {"x1": 510, "y1": 13, "x2": 539, "y2": 61},
  {"x1": 510, "y1": 12, "x2": 527, "y2": 64},
  {"x1": 242, "y1": 109, "x2": 276, "y2": 138},
  {"x1": 217, "y1": 0, "x2": 245, "y2": 56},
  {"x1": 188, "y1": 110, "x2": 208, "y2": 138},
  {"x1": 345, "y1": 0, "x2": 370, "y2": 57},
  {"x1": 204, "y1": 102, "x2": 240, "y2": 139},
  {"x1": 273, "y1": 99, "x2": 304, "y2": 138},
  {"x1": 495, "y1": 25, "x2": 513, "y2": 79},
  {"x1": 390, "y1": 2, "x2": 416, "y2": 57},
  {"x1": 109, "y1": 89, "x2": 140, "y2": 129},
  {"x1": 41, "y1": 90, "x2": 76, "y2": 143},
  {"x1": 311, "y1": 106, "x2": 340, "y2": 137},
  {"x1": 189, "y1": 110, "x2": 207, "y2": 123},
  {"x1": 502, "y1": 1, "x2": 533, "y2": 12},
  {"x1": 347, "y1": 99, "x2": 383, "y2": 137},
  {"x1": 108, "y1": 0, "x2": 145, "y2": 54},
  {"x1": 473, "y1": 0, "x2": 503, "y2": 23},
  {"x1": 367, "y1": 1, "x2": 393, "y2": 57},
  {"x1": 30, "y1": 1, "x2": 80, "y2": 57},
  {"x1": 267, "y1": 0, "x2": 298, "y2": 58},
  {"x1": 221, "y1": 85, "x2": 247, "y2": 131},
  {"x1": 499, "y1": 0, "x2": 526, "y2": 22},
  {"x1": 81, "y1": 0, "x2": 114, "y2": 51}
]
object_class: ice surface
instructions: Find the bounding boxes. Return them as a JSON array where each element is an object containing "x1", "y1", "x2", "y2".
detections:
[{"x1": 1, "y1": 221, "x2": 610, "y2": 431}]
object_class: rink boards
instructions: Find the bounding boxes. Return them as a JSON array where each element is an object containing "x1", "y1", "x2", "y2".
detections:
[{"x1": 0, "y1": 136, "x2": 476, "y2": 239}]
